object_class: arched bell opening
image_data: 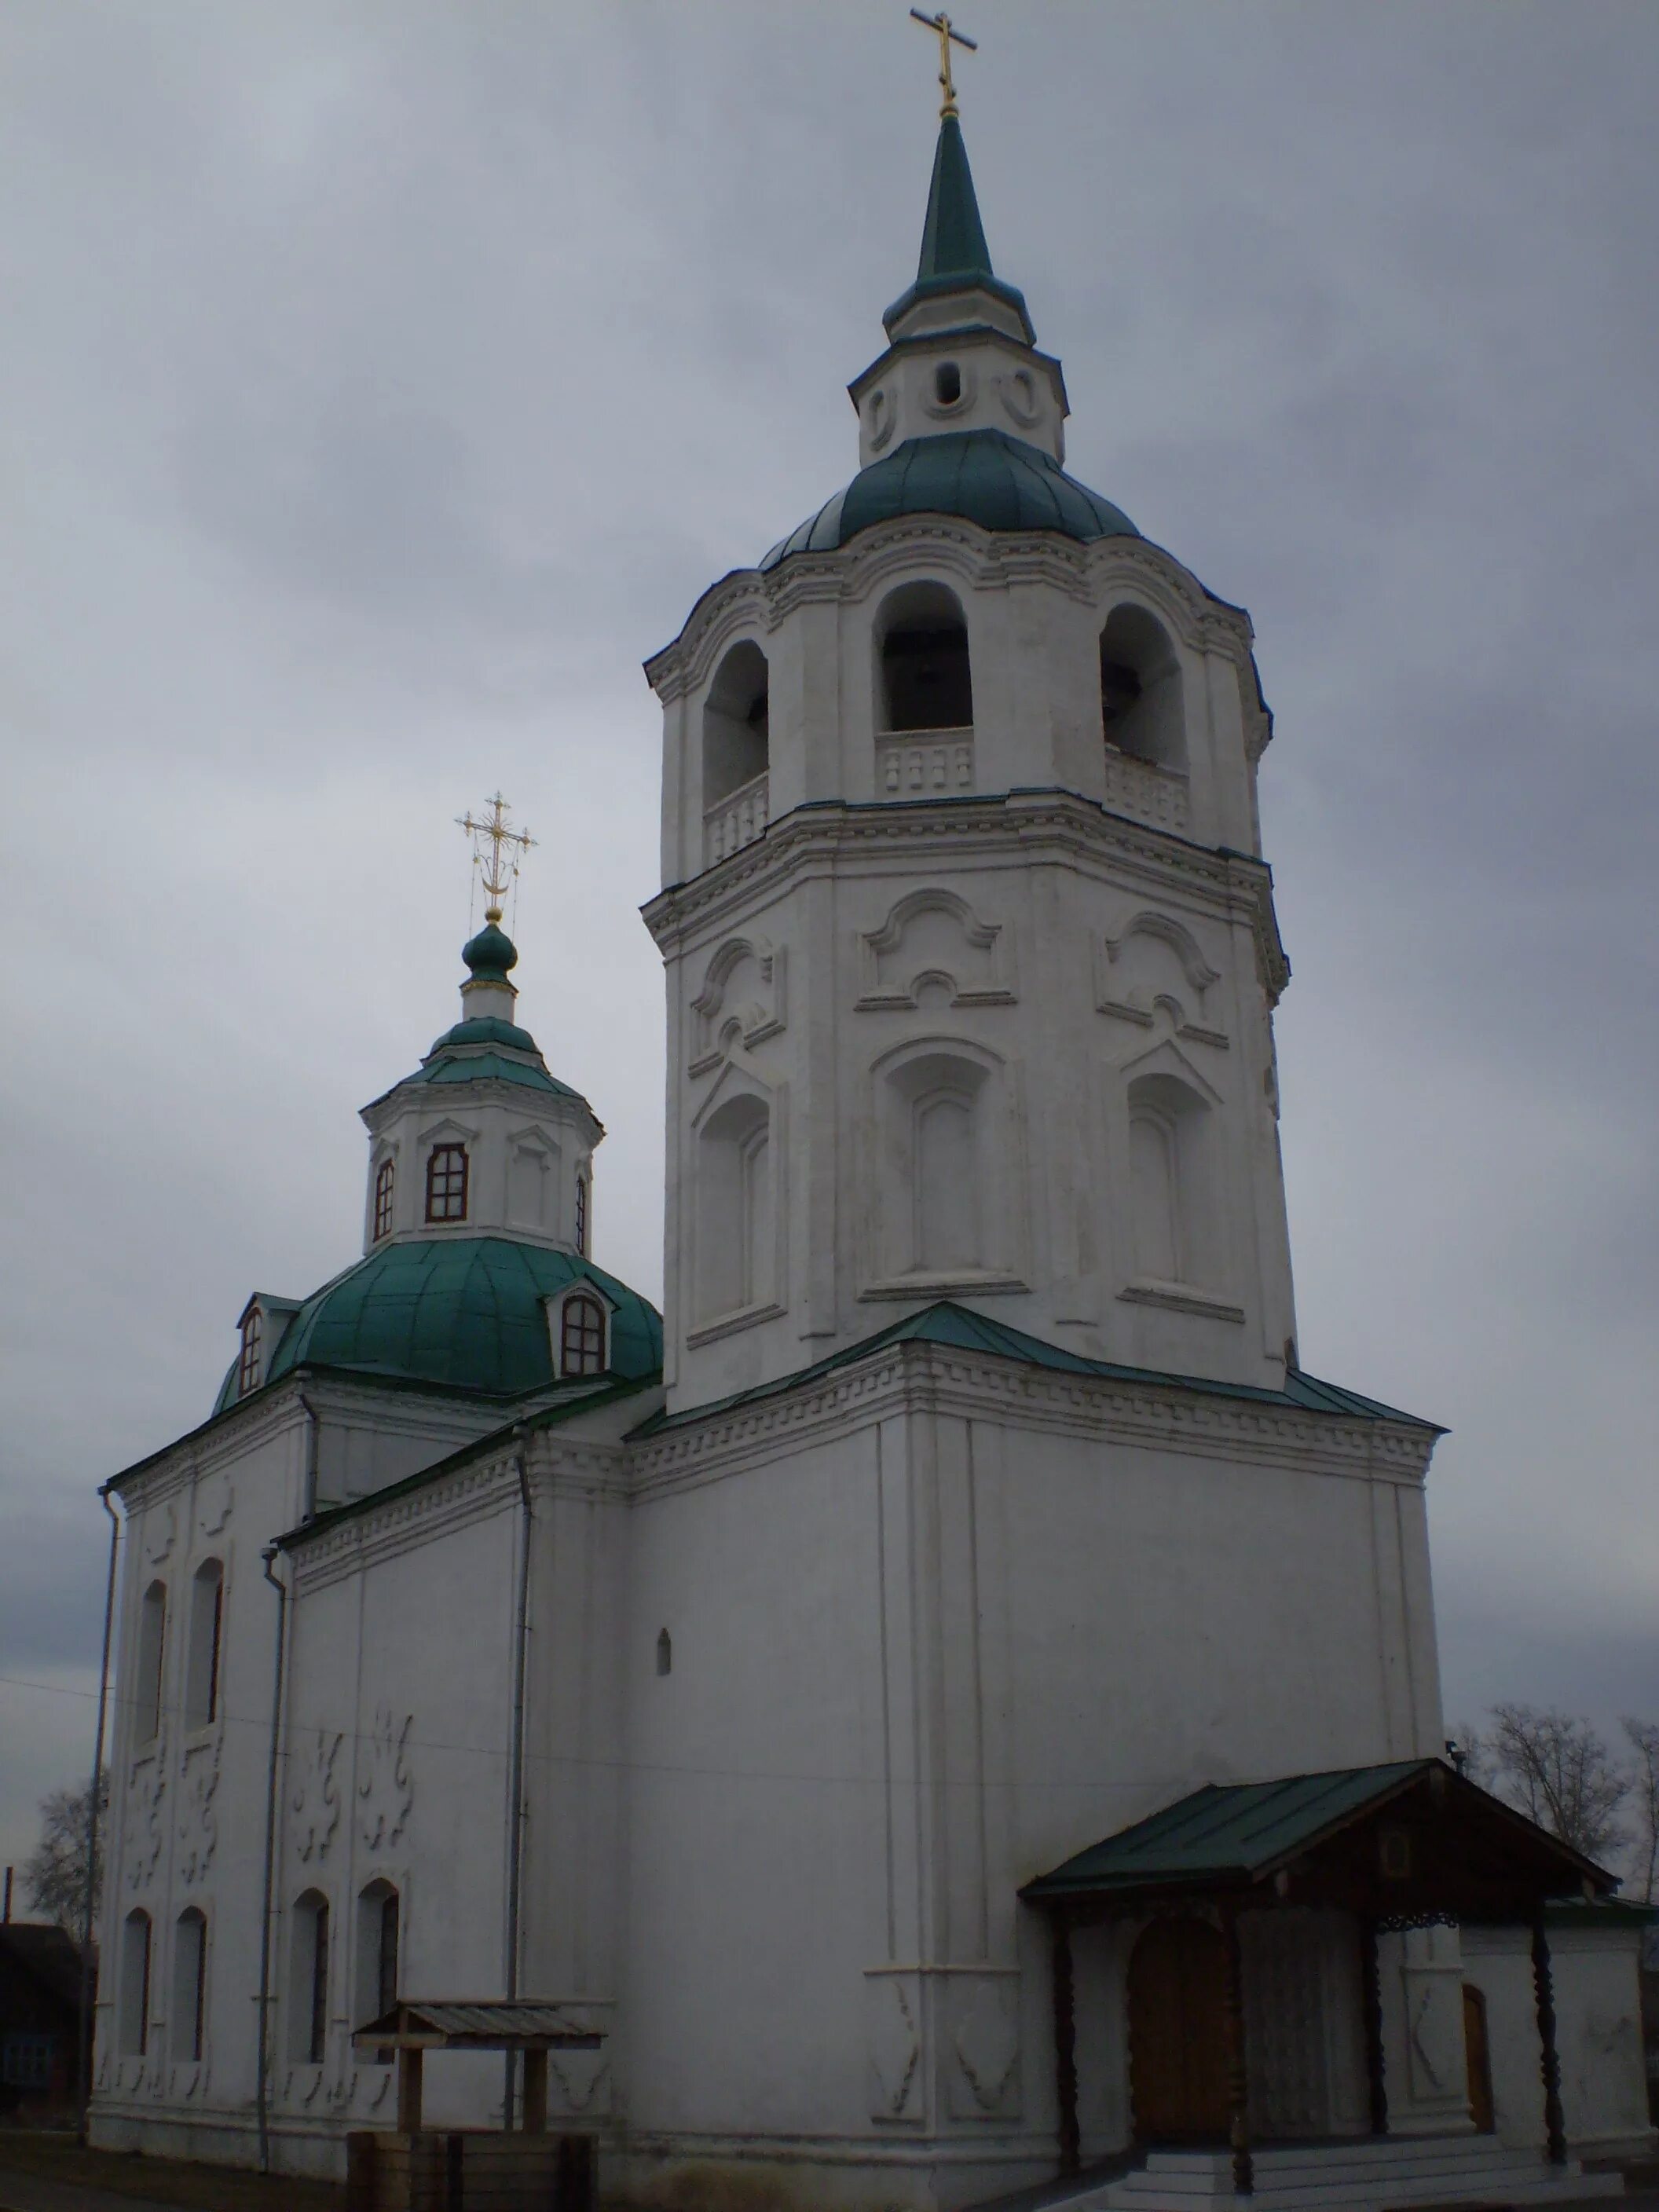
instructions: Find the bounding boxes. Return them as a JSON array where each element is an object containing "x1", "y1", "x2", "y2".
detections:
[
  {"x1": 877, "y1": 581, "x2": 974, "y2": 735},
  {"x1": 1101, "y1": 603, "x2": 1186, "y2": 771}
]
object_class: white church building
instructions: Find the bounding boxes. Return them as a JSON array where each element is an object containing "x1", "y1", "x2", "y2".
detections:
[{"x1": 90, "y1": 90, "x2": 1654, "y2": 2212}]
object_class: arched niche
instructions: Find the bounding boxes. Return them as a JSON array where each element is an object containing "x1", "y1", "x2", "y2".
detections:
[
  {"x1": 694, "y1": 1086, "x2": 775, "y2": 1324},
  {"x1": 870, "y1": 1039, "x2": 1014, "y2": 1285},
  {"x1": 702, "y1": 639, "x2": 770, "y2": 808},
  {"x1": 1101, "y1": 602, "x2": 1186, "y2": 770},
  {"x1": 877, "y1": 580, "x2": 974, "y2": 734},
  {"x1": 183, "y1": 1558, "x2": 223, "y2": 1730},
  {"x1": 1125, "y1": 1069, "x2": 1216, "y2": 1288}
]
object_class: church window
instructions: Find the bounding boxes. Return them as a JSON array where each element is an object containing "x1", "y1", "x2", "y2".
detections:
[
  {"x1": 1100, "y1": 603, "x2": 1186, "y2": 770},
  {"x1": 289, "y1": 1892, "x2": 330, "y2": 2064},
  {"x1": 354, "y1": 1882, "x2": 399, "y2": 2056},
  {"x1": 425, "y1": 1144, "x2": 469, "y2": 1223},
  {"x1": 703, "y1": 641, "x2": 770, "y2": 809},
  {"x1": 135, "y1": 1580, "x2": 167, "y2": 1746},
  {"x1": 560, "y1": 1292, "x2": 606, "y2": 1377},
  {"x1": 119, "y1": 1911, "x2": 152, "y2": 2057},
  {"x1": 874, "y1": 1046, "x2": 1000, "y2": 1281},
  {"x1": 172, "y1": 1909, "x2": 207, "y2": 2063},
  {"x1": 877, "y1": 580, "x2": 973, "y2": 733},
  {"x1": 694, "y1": 1091, "x2": 774, "y2": 1321},
  {"x1": 656, "y1": 1628, "x2": 672, "y2": 1677},
  {"x1": 237, "y1": 1306, "x2": 262, "y2": 1396},
  {"x1": 574, "y1": 1171, "x2": 588, "y2": 1256},
  {"x1": 184, "y1": 1559, "x2": 223, "y2": 1730},
  {"x1": 373, "y1": 1157, "x2": 395, "y2": 1241},
  {"x1": 934, "y1": 360, "x2": 961, "y2": 405}
]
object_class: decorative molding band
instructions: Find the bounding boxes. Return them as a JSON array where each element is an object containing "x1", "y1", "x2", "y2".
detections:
[
  {"x1": 645, "y1": 791, "x2": 1288, "y2": 1005},
  {"x1": 858, "y1": 1273, "x2": 1029, "y2": 1304},
  {"x1": 684, "y1": 1298, "x2": 789, "y2": 1350},
  {"x1": 629, "y1": 1339, "x2": 1437, "y2": 1499}
]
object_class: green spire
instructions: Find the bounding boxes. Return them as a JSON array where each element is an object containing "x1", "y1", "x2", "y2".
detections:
[{"x1": 883, "y1": 115, "x2": 1033, "y2": 342}]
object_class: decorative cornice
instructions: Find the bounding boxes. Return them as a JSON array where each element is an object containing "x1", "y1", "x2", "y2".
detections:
[
  {"x1": 626, "y1": 1339, "x2": 1437, "y2": 1500},
  {"x1": 643, "y1": 789, "x2": 1288, "y2": 1005},
  {"x1": 644, "y1": 519, "x2": 1254, "y2": 705}
]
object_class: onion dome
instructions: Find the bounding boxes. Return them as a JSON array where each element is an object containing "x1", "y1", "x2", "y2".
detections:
[{"x1": 462, "y1": 918, "x2": 518, "y2": 987}]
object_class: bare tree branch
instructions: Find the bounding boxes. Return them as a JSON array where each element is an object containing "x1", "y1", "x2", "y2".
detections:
[
  {"x1": 1484, "y1": 1703, "x2": 1630, "y2": 1862},
  {"x1": 1621, "y1": 1717, "x2": 1659, "y2": 1904},
  {"x1": 21, "y1": 1778, "x2": 106, "y2": 1936}
]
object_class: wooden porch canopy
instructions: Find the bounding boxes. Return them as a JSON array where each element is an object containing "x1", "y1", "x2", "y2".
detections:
[
  {"x1": 351, "y1": 2001, "x2": 603, "y2": 2137},
  {"x1": 1019, "y1": 1759, "x2": 1617, "y2": 2195}
]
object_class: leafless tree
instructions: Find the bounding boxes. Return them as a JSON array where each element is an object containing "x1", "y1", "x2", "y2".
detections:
[
  {"x1": 21, "y1": 1778, "x2": 105, "y2": 1936},
  {"x1": 1621, "y1": 1717, "x2": 1659, "y2": 1903},
  {"x1": 1447, "y1": 1723, "x2": 1497, "y2": 1789},
  {"x1": 1484, "y1": 1704, "x2": 1629, "y2": 1862}
]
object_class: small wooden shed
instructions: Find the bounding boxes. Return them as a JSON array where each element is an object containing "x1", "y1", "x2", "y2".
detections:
[{"x1": 346, "y1": 1999, "x2": 602, "y2": 2212}]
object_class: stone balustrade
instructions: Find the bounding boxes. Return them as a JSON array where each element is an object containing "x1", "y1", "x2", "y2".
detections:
[
  {"x1": 876, "y1": 727, "x2": 975, "y2": 799},
  {"x1": 704, "y1": 771, "x2": 770, "y2": 866},
  {"x1": 1101, "y1": 748, "x2": 1190, "y2": 833}
]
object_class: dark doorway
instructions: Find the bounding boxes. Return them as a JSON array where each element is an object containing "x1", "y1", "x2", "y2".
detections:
[
  {"x1": 1128, "y1": 1917, "x2": 1230, "y2": 2142},
  {"x1": 1463, "y1": 1983, "x2": 1496, "y2": 2133}
]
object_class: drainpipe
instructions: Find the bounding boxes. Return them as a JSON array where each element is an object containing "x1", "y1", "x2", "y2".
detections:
[
  {"x1": 296, "y1": 1390, "x2": 319, "y2": 1520},
  {"x1": 257, "y1": 1544, "x2": 289, "y2": 2175},
  {"x1": 504, "y1": 1426, "x2": 532, "y2": 2128},
  {"x1": 77, "y1": 1490, "x2": 121, "y2": 2148}
]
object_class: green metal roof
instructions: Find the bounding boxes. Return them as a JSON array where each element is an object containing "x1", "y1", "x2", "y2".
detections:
[
  {"x1": 402, "y1": 1050, "x2": 577, "y2": 1096},
  {"x1": 430, "y1": 1016, "x2": 542, "y2": 1055},
  {"x1": 462, "y1": 918, "x2": 518, "y2": 987},
  {"x1": 883, "y1": 114, "x2": 1033, "y2": 341},
  {"x1": 213, "y1": 1236, "x2": 661, "y2": 1410},
  {"x1": 635, "y1": 1298, "x2": 1443, "y2": 1437},
  {"x1": 760, "y1": 430, "x2": 1138, "y2": 572},
  {"x1": 1021, "y1": 1763, "x2": 1437, "y2": 1900}
]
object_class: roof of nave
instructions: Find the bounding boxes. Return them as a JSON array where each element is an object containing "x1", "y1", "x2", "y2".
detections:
[
  {"x1": 276, "y1": 1370, "x2": 660, "y2": 1551},
  {"x1": 632, "y1": 1299, "x2": 1445, "y2": 1437},
  {"x1": 211, "y1": 1236, "x2": 662, "y2": 1415},
  {"x1": 760, "y1": 428, "x2": 1139, "y2": 573}
]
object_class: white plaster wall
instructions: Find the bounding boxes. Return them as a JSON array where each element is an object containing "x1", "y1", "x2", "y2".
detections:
[
  {"x1": 1462, "y1": 1926, "x2": 1654, "y2": 2152},
  {"x1": 361, "y1": 1084, "x2": 599, "y2": 1256}
]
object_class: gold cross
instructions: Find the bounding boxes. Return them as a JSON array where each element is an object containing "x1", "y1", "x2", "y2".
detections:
[
  {"x1": 910, "y1": 9, "x2": 977, "y2": 119},
  {"x1": 456, "y1": 791, "x2": 536, "y2": 923}
]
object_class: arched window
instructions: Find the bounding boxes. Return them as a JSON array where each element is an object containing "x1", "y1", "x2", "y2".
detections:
[
  {"x1": 425, "y1": 1143, "x2": 469, "y2": 1223},
  {"x1": 560, "y1": 1292, "x2": 607, "y2": 1378},
  {"x1": 289, "y1": 1891, "x2": 330, "y2": 2064},
  {"x1": 702, "y1": 640, "x2": 770, "y2": 810},
  {"x1": 135, "y1": 1580, "x2": 167, "y2": 1746},
  {"x1": 1100, "y1": 604, "x2": 1185, "y2": 770},
  {"x1": 354, "y1": 1881, "x2": 400, "y2": 2053},
  {"x1": 172, "y1": 1909, "x2": 207, "y2": 2063},
  {"x1": 373, "y1": 1157, "x2": 395, "y2": 1242},
  {"x1": 873, "y1": 1046, "x2": 1000, "y2": 1282},
  {"x1": 237, "y1": 1306, "x2": 262, "y2": 1396},
  {"x1": 574, "y1": 1171, "x2": 588, "y2": 1257},
  {"x1": 914, "y1": 1088, "x2": 980, "y2": 1272},
  {"x1": 120, "y1": 1911, "x2": 152, "y2": 2057},
  {"x1": 1126, "y1": 1072, "x2": 1214, "y2": 1288},
  {"x1": 877, "y1": 581, "x2": 973, "y2": 734},
  {"x1": 184, "y1": 1560, "x2": 223, "y2": 1730},
  {"x1": 695, "y1": 1091, "x2": 774, "y2": 1322},
  {"x1": 656, "y1": 1628, "x2": 672, "y2": 1677}
]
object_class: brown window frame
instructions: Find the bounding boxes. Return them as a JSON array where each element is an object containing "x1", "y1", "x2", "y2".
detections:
[
  {"x1": 425, "y1": 1144, "x2": 469, "y2": 1224},
  {"x1": 373, "y1": 1156, "x2": 395, "y2": 1241},
  {"x1": 238, "y1": 1308, "x2": 262, "y2": 1395},
  {"x1": 560, "y1": 1293, "x2": 606, "y2": 1378}
]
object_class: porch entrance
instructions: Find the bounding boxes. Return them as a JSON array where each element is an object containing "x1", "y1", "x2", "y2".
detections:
[{"x1": 1128, "y1": 1917, "x2": 1229, "y2": 2142}]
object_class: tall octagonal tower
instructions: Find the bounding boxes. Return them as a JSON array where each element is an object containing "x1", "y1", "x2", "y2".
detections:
[{"x1": 644, "y1": 113, "x2": 1293, "y2": 1415}]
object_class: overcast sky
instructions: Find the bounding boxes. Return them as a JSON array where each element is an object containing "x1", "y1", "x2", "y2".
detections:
[{"x1": 2, "y1": 1, "x2": 1657, "y2": 1886}]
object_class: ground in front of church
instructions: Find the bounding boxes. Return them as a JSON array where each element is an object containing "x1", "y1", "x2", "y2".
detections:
[{"x1": 0, "y1": 2132, "x2": 341, "y2": 2211}]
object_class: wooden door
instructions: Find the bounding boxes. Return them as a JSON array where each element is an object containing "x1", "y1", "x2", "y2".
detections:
[
  {"x1": 1463, "y1": 1983, "x2": 1496, "y2": 2133},
  {"x1": 1128, "y1": 1917, "x2": 1231, "y2": 2142}
]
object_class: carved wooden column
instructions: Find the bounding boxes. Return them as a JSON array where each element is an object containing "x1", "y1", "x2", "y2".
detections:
[
  {"x1": 397, "y1": 2045, "x2": 423, "y2": 2133},
  {"x1": 1051, "y1": 1914, "x2": 1082, "y2": 2177},
  {"x1": 1531, "y1": 1911, "x2": 1567, "y2": 2166},
  {"x1": 1359, "y1": 1919, "x2": 1388, "y2": 2137},
  {"x1": 1220, "y1": 1905, "x2": 1254, "y2": 2197}
]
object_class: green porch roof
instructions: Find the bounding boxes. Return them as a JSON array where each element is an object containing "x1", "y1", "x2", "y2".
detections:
[
  {"x1": 635, "y1": 1299, "x2": 1442, "y2": 1437},
  {"x1": 1021, "y1": 1763, "x2": 1437, "y2": 1900}
]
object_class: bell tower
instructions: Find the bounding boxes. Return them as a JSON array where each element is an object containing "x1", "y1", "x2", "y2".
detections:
[{"x1": 644, "y1": 100, "x2": 1294, "y2": 1414}]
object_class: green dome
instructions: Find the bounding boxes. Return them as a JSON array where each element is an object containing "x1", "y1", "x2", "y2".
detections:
[
  {"x1": 760, "y1": 430, "x2": 1137, "y2": 570},
  {"x1": 216, "y1": 1236, "x2": 661, "y2": 1411},
  {"x1": 463, "y1": 921, "x2": 518, "y2": 985}
]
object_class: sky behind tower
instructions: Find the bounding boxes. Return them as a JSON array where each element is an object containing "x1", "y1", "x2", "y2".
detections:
[{"x1": 2, "y1": 0, "x2": 1657, "y2": 1881}]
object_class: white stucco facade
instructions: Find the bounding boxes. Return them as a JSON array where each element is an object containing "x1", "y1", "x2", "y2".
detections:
[{"x1": 90, "y1": 103, "x2": 1653, "y2": 2212}]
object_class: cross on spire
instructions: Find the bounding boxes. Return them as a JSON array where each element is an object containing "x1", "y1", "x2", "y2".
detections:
[
  {"x1": 909, "y1": 9, "x2": 976, "y2": 119},
  {"x1": 456, "y1": 792, "x2": 536, "y2": 924}
]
